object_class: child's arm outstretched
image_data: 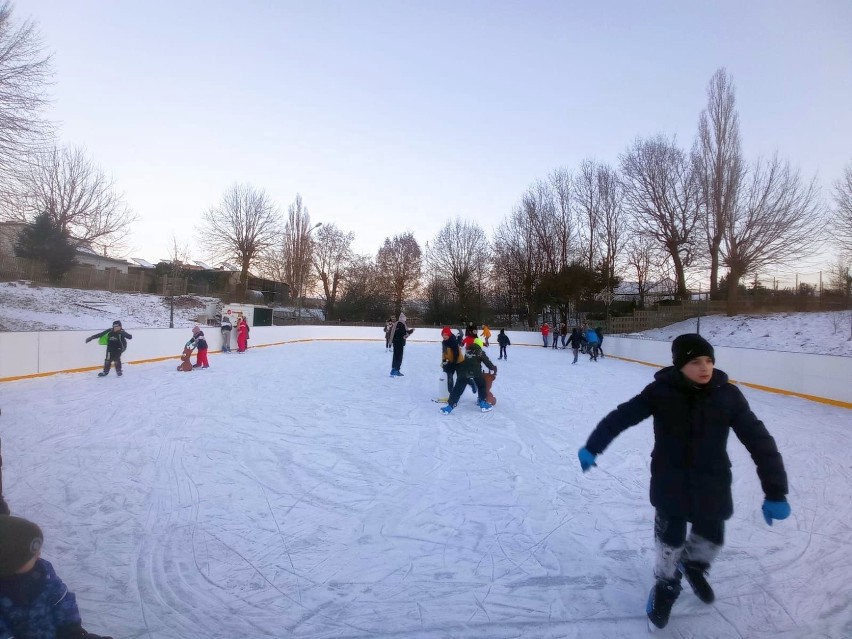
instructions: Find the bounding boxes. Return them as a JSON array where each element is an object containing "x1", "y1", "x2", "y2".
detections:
[
  {"x1": 579, "y1": 386, "x2": 654, "y2": 471},
  {"x1": 84, "y1": 329, "x2": 108, "y2": 343}
]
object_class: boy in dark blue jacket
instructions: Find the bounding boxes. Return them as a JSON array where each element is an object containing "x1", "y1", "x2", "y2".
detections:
[
  {"x1": 578, "y1": 334, "x2": 791, "y2": 629},
  {"x1": 0, "y1": 515, "x2": 112, "y2": 639},
  {"x1": 85, "y1": 321, "x2": 132, "y2": 377}
]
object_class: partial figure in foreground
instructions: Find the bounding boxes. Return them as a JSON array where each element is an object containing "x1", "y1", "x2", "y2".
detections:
[
  {"x1": 0, "y1": 515, "x2": 113, "y2": 638},
  {"x1": 85, "y1": 320, "x2": 131, "y2": 377},
  {"x1": 577, "y1": 334, "x2": 791, "y2": 630}
]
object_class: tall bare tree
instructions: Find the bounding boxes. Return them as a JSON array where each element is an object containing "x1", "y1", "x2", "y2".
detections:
[
  {"x1": 277, "y1": 194, "x2": 319, "y2": 313},
  {"x1": 833, "y1": 160, "x2": 852, "y2": 257},
  {"x1": 722, "y1": 156, "x2": 824, "y2": 314},
  {"x1": 312, "y1": 222, "x2": 353, "y2": 320},
  {"x1": 201, "y1": 183, "x2": 280, "y2": 301},
  {"x1": 574, "y1": 160, "x2": 603, "y2": 271},
  {"x1": 426, "y1": 218, "x2": 490, "y2": 320},
  {"x1": 621, "y1": 135, "x2": 702, "y2": 300},
  {"x1": 492, "y1": 197, "x2": 544, "y2": 327},
  {"x1": 0, "y1": 2, "x2": 51, "y2": 179},
  {"x1": 596, "y1": 162, "x2": 627, "y2": 292},
  {"x1": 624, "y1": 236, "x2": 660, "y2": 308},
  {"x1": 376, "y1": 231, "x2": 422, "y2": 316},
  {"x1": 695, "y1": 68, "x2": 744, "y2": 295},
  {"x1": 11, "y1": 146, "x2": 137, "y2": 256}
]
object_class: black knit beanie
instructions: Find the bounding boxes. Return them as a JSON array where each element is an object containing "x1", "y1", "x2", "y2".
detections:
[
  {"x1": 671, "y1": 334, "x2": 715, "y2": 370},
  {"x1": 0, "y1": 515, "x2": 43, "y2": 576}
]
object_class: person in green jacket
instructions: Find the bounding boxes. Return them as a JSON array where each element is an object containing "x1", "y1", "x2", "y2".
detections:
[{"x1": 440, "y1": 338, "x2": 497, "y2": 414}]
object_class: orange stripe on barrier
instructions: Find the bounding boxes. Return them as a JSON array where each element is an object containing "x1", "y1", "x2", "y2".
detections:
[
  {"x1": 605, "y1": 355, "x2": 852, "y2": 410},
  {"x1": 3, "y1": 342, "x2": 850, "y2": 409}
]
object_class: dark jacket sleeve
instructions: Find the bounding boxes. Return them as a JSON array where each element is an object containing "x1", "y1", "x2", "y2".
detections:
[
  {"x1": 122, "y1": 331, "x2": 132, "y2": 340},
  {"x1": 41, "y1": 561, "x2": 82, "y2": 629},
  {"x1": 585, "y1": 385, "x2": 654, "y2": 455},
  {"x1": 729, "y1": 386, "x2": 789, "y2": 501},
  {"x1": 87, "y1": 329, "x2": 109, "y2": 341},
  {"x1": 479, "y1": 350, "x2": 496, "y2": 371}
]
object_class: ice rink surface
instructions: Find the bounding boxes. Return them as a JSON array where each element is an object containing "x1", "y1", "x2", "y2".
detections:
[{"x1": 1, "y1": 340, "x2": 849, "y2": 638}]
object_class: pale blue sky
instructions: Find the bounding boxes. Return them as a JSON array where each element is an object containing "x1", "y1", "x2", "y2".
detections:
[{"x1": 20, "y1": 0, "x2": 852, "y2": 262}]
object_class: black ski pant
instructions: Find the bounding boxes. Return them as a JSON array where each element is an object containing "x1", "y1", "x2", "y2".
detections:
[
  {"x1": 391, "y1": 343, "x2": 404, "y2": 371},
  {"x1": 654, "y1": 511, "x2": 724, "y2": 581},
  {"x1": 103, "y1": 350, "x2": 123, "y2": 375},
  {"x1": 447, "y1": 375, "x2": 485, "y2": 406}
]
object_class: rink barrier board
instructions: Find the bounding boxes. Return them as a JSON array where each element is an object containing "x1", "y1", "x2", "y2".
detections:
[
  {"x1": 0, "y1": 327, "x2": 849, "y2": 408},
  {"x1": 607, "y1": 354, "x2": 852, "y2": 410}
]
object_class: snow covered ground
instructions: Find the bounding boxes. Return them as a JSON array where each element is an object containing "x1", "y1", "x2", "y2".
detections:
[
  {"x1": 630, "y1": 311, "x2": 852, "y2": 358},
  {"x1": 0, "y1": 281, "x2": 220, "y2": 332},
  {"x1": 1, "y1": 339, "x2": 849, "y2": 638}
]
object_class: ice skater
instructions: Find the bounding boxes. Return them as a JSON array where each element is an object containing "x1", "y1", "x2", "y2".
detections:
[
  {"x1": 85, "y1": 320, "x2": 132, "y2": 377},
  {"x1": 577, "y1": 334, "x2": 791, "y2": 629}
]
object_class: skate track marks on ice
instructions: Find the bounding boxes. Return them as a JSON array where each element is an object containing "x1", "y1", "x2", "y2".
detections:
[{"x1": 0, "y1": 341, "x2": 850, "y2": 638}]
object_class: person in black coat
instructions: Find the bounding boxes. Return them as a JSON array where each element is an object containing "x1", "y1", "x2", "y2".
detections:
[
  {"x1": 496, "y1": 329, "x2": 511, "y2": 360},
  {"x1": 577, "y1": 334, "x2": 791, "y2": 628},
  {"x1": 389, "y1": 313, "x2": 414, "y2": 376},
  {"x1": 566, "y1": 328, "x2": 583, "y2": 364},
  {"x1": 85, "y1": 320, "x2": 132, "y2": 377}
]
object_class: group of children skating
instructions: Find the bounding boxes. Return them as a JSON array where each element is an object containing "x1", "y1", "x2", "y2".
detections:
[
  {"x1": 84, "y1": 315, "x2": 251, "y2": 377},
  {"x1": 438, "y1": 324, "x2": 502, "y2": 414},
  {"x1": 541, "y1": 322, "x2": 604, "y2": 362}
]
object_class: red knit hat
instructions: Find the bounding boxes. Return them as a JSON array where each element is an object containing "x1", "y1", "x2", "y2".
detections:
[{"x1": 441, "y1": 326, "x2": 452, "y2": 338}]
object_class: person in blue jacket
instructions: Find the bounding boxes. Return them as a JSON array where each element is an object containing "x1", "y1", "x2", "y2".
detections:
[
  {"x1": 584, "y1": 326, "x2": 600, "y2": 361},
  {"x1": 0, "y1": 515, "x2": 112, "y2": 638},
  {"x1": 577, "y1": 334, "x2": 791, "y2": 629}
]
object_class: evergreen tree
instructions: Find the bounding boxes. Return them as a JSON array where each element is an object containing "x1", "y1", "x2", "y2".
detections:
[{"x1": 15, "y1": 211, "x2": 77, "y2": 282}]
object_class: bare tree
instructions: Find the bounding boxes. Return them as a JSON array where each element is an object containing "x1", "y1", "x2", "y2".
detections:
[
  {"x1": 722, "y1": 156, "x2": 824, "y2": 314},
  {"x1": 312, "y1": 223, "x2": 353, "y2": 320},
  {"x1": 624, "y1": 236, "x2": 659, "y2": 308},
  {"x1": 0, "y1": 2, "x2": 51, "y2": 178},
  {"x1": 277, "y1": 194, "x2": 320, "y2": 315},
  {"x1": 596, "y1": 162, "x2": 627, "y2": 292},
  {"x1": 620, "y1": 135, "x2": 702, "y2": 300},
  {"x1": 426, "y1": 218, "x2": 490, "y2": 320},
  {"x1": 11, "y1": 145, "x2": 137, "y2": 256},
  {"x1": 695, "y1": 68, "x2": 744, "y2": 295},
  {"x1": 376, "y1": 231, "x2": 422, "y2": 316},
  {"x1": 492, "y1": 196, "x2": 548, "y2": 327},
  {"x1": 201, "y1": 183, "x2": 281, "y2": 301},
  {"x1": 336, "y1": 254, "x2": 389, "y2": 321},
  {"x1": 833, "y1": 160, "x2": 852, "y2": 257},
  {"x1": 574, "y1": 160, "x2": 603, "y2": 271}
]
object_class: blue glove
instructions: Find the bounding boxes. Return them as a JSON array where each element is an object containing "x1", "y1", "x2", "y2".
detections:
[
  {"x1": 762, "y1": 499, "x2": 791, "y2": 526},
  {"x1": 578, "y1": 447, "x2": 597, "y2": 472}
]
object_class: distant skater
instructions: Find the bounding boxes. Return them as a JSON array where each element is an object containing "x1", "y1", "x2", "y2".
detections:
[{"x1": 85, "y1": 320, "x2": 131, "y2": 377}]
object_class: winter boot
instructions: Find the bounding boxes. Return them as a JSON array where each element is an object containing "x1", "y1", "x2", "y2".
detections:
[
  {"x1": 478, "y1": 400, "x2": 493, "y2": 412},
  {"x1": 646, "y1": 576, "x2": 682, "y2": 629},
  {"x1": 440, "y1": 404, "x2": 454, "y2": 415},
  {"x1": 116, "y1": 362, "x2": 123, "y2": 377},
  {"x1": 680, "y1": 561, "x2": 714, "y2": 603}
]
